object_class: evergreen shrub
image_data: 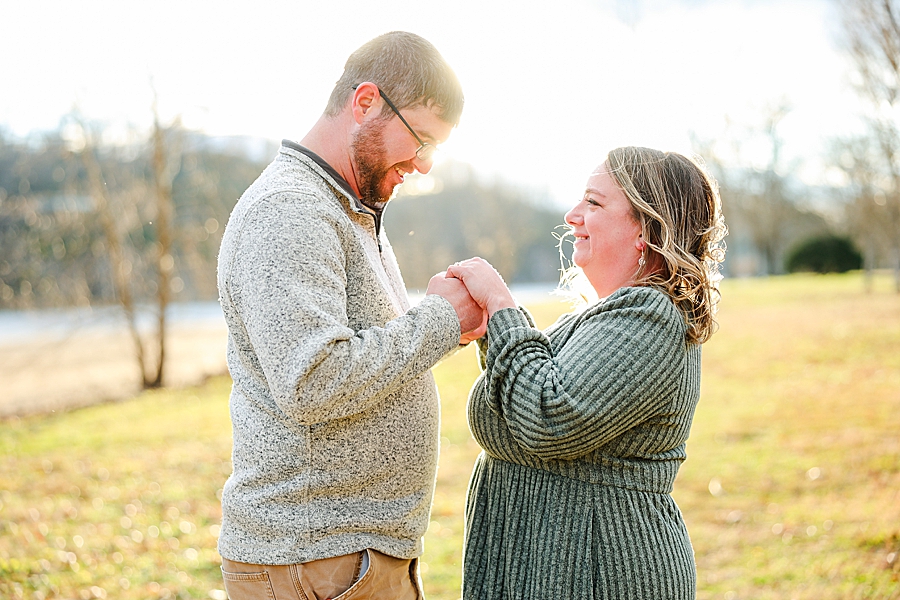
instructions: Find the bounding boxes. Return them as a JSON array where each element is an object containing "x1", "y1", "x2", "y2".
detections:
[{"x1": 784, "y1": 234, "x2": 862, "y2": 274}]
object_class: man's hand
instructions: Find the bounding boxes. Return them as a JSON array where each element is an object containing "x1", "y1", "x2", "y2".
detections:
[
  {"x1": 426, "y1": 272, "x2": 488, "y2": 343},
  {"x1": 459, "y1": 310, "x2": 488, "y2": 345}
]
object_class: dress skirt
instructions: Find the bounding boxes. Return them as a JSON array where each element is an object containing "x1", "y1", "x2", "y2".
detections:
[{"x1": 463, "y1": 453, "x2": 696, "y2": 600}]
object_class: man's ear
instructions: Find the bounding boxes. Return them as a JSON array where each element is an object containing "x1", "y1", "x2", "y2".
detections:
[{"x1": 351, "y1": 82, "x2": 380, "y2": 124}]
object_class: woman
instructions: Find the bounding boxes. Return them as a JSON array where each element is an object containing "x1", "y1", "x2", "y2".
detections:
[{"x1": 446, "y1": 146, "x2": 727, "y2": 599}]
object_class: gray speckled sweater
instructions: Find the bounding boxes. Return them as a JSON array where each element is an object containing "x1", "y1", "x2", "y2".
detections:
[
  {"x1": 463, "y1": 287, "x2": 701, "y2": 599},
  {"x1": 216, "y1": 142, "x2": 460, "y2": 565}
]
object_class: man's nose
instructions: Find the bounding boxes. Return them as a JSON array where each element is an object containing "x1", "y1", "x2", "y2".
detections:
[{"x1": 412, "y1": 155, "x2": 433, "y2": 175}]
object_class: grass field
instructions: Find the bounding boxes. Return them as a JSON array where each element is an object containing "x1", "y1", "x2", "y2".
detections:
[{"x1": 1, "y1": 272, "x2": 898, "y2": 599}]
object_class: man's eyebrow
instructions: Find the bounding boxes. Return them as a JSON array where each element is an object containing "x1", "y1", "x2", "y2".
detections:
[
  {"x1": 416, "y1": 117, "x2": 451, "y2": 144},
  {"x1": 418, "y1": 127, "x2": 442, "y2": 145}
]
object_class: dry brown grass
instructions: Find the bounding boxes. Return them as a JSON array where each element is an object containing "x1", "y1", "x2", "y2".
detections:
[{"x1": 0, "y1": 272, "x2": 898, "y2": 599}]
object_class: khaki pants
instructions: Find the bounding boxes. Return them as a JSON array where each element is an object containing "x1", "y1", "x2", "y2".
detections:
[{"x1": 221, "y1": 548, "x2": 423, "y2": 600}]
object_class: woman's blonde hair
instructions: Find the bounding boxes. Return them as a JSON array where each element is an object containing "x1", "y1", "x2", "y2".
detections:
[{"x1": 561, "y1": 147, "x2": 727, "y2": 344}]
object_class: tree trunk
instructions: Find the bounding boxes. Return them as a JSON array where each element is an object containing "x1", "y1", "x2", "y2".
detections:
[
  {"x1": 864, "y1": 238, "x2": 877, "y2": 293},
  {"x1": 147, "y1": 107, "x2": 180, "y2": 388},
  {"x1": 893, "y1": 246, "x2": 900, "y2": 292},
  {"x1": 80, "y1": 136, "x2": 151, "y2": 387}
]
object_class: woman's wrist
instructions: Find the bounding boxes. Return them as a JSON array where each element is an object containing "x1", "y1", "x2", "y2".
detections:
[{"x1": 486, "y1": 295, "x2": 517, "y2": 317}]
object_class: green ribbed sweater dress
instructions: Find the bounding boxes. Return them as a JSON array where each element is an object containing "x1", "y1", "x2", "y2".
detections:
[{"x1": 463, "y1": 286, "x2": 700, "y2": 599}]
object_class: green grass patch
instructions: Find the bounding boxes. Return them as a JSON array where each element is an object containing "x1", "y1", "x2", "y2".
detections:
[{"x1": 1, "y1": 272, "x2": 898, "y2": 599}]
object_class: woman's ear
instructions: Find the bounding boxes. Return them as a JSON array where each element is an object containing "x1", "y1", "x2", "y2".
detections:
[{"x1": 635, "y1": 232, "x2": 647, "y2": 251}]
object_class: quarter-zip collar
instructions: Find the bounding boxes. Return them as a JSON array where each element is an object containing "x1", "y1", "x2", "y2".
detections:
[{"x1": 281, "y1": 139, "x2": 384, "y2": 249}]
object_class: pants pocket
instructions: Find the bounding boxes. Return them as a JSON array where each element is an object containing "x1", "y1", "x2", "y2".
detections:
[
  {"x1": 222, "y1": 568, "x2": 277, "y2": 600},
  {"x1": 331, "y1": 550, "x2": 419, "y2": 600},
  {"x1": 330, "y1": 549, "x2": 373, "y2": 600}
]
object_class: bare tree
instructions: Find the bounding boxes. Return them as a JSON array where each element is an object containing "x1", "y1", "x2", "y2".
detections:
[
  {"x1": 830, "y1": 136, "x2": 896, "y2": 291},
  {"x1": 740, "y1": 103, "x2": 798, "y2": 275},
  {"x1": 0, "y1": 118, "x2": 262, "y2": 314},
  {"x1": 147, "y1": 93, "x2": 182, "y2": 388},
  {"x1": 840, "y1": 0, "x2": 900, "y2": 290},
  {"x1": 77, "y1": 122, "x2": 152, "y2": 386},
  {"x1": 74, "y1": 100, "x2": 181, "y2": 390},
  {"x1": 692, "y1": 103, "x2": 820, "y2": 276}
]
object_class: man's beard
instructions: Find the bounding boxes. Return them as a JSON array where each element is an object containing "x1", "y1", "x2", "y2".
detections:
[{"x1": 351, "y1": 119, "x2": 395, "y2": 210}]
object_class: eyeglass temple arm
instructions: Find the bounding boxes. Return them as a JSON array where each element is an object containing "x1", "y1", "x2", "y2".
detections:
[{"x1": 352, "y1": 84, "x2": 428, "y2": 148}]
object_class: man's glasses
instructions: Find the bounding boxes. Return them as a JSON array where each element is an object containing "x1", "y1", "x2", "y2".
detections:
[{"x1": 354, "y1": 85, "x2": 437, "y2": 162}]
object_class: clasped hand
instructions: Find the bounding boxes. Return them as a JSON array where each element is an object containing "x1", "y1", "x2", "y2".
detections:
[{"x1": 426, "y1": 257, "x2": 516, "y2": 344}]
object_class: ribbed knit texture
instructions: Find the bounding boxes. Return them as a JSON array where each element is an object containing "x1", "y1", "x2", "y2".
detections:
[
  {"x1": 463, "y1": 286, "x2": 700, "y2": 599},
  {"x1": 216, "y1": 143, "x2": 461, "y2": 565}
]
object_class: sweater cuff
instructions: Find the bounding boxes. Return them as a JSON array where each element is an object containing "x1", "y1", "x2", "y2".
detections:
[{"x1": 415, "y1": 294, "x2": 463, "y2": 359}]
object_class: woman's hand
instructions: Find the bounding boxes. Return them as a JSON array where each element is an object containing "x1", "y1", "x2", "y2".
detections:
[{"x1": 446, "y1": 258, "x2": 517, "y2": 317}]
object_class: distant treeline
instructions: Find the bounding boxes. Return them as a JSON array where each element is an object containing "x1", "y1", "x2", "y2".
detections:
[
  {"x1": 4, "y1": 114, "x2": 898, "y2": 313},
  {"x1": 0, "y1": 128, "x2": 274, "y2": 309},
  {"x1": 385, "y1": 162, "x2": 566, "y2": 290},
  {"x1": 0, "y1": 128, "x2": 566, "y2": 310}
]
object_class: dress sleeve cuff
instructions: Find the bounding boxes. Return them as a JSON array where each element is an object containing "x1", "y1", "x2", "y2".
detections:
[{"x1": 487, "y1": 307, "x2": 533, "y2": 338}]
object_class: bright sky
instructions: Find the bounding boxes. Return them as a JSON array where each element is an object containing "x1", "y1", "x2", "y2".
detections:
[{"x1": 1, "y1": 0, "x2": 863, "y2": 207}]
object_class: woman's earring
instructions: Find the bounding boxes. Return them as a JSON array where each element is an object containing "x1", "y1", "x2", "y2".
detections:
[{"x1": 638, "y1": 248, "x2": 646, "y2": 268}]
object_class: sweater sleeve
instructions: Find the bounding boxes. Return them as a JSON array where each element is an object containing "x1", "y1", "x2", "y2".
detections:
[
  {"x1": 225, "y1": 193, "x2": 460, "y2": 425},
  {"x1": 476, "y1": 288, "x2": 685, "y2": 461},
  {"x1": 474, "y1": 305, "x2": 534, "y2": 371}
]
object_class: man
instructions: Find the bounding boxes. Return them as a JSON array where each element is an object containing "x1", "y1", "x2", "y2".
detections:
[{"x1": 215, "y1": 32, "x2": 484, "y2": 600}]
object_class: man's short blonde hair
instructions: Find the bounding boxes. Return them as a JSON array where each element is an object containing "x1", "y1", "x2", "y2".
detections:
[{"x1": 324, "y1": 31, "x2": 464, "y2": 125}]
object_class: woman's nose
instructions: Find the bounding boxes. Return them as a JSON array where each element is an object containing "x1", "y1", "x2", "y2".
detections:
[{"x1": 564, "y1": 207, "x2": 581, "y2": 225}]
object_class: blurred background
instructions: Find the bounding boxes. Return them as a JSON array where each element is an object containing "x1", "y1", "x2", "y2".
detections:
[
  {"x1": 1, "y1": 0, "x2": 899, "y2": 408},
  {"x1": 2, "y1": 3, "x2": 900, "y2": 598}
]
